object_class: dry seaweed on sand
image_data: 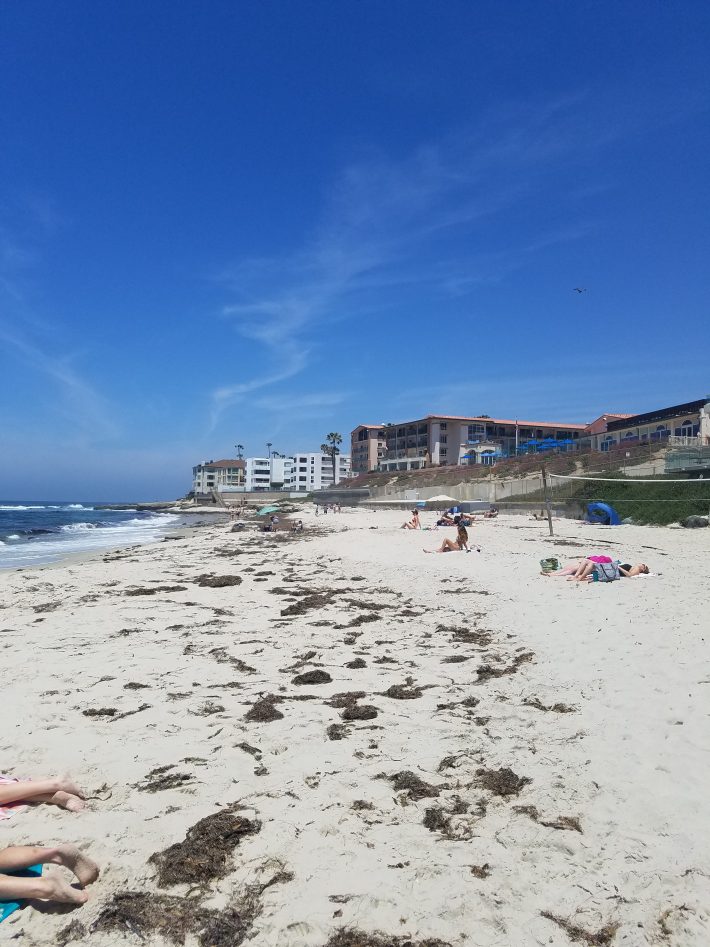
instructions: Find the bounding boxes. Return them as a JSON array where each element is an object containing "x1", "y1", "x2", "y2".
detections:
[
  {"x1": 327, "y1": 723, "x2": 349, "y2": 740},
  {"x1": 381, "y1": 676, "x2": 425, "y2": 700},
  {"x1": 540, "y1": 911, "x2": 619, "y2": 945},
  {"x1": 324, "y1": 930, "x2": 452, "y2": 947},
  {"x1": 125, "y1": 585, "x2": 187, "y2": 595},
  {"x1": 245, "y1": 695, "x2": 285, "y2": 722},
  {"x1": 92, "y1": 871, "x2": 292, "y2": 947},
  {"x1": 135, "y1": 765, "x2": 195, "y2": 793},
  {"x1": 194, "y1": 574, "x2": 243, "y2": 587},
  {"x1": 280, "y1": 592, "x2": 336, "y2": 616},
  {"x1": 56, "y1": 920, "x2": 86, "y2": 945},
  {"x1": 476, "y1": 767, "x2": 531, "y2": 797},
  {"x1": 476, "y1": 651, "x2": 534, "y2": 682},
  {"x1": 345, "y1": 657, "x2": 367, "y2": 669},
  {"x1": 327, "y1": 691, "x2": 367, "y2": 708},
  {"x1": 292, "y1": 669, "x2": 332, "y2": 685},
  {"x1": 389, "y1": 771, "x2": 442, "y2": 801},
  {"x1": 514, "y1": 806, "x2": 582, "y2": 833},
  {"x1": 523, "y1": 696, "x2": 576, "y2": 713},
  {"x1": 470, "y1": 863, "x2": 491, "y2": 878},
  {"x1": 334, "y1": 613, "x2": 381, "y2": 629},
  {"x1": 82, "y1": 707, "x2": 118, "y2": 718},
  {"x1": 341, "y1": 704, "x2": 378, "y2": 721},
  {"x1": 149, "y1": 803, "x2": 260, "y2": 886}
]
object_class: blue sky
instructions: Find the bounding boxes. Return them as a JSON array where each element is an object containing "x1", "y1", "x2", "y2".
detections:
[{"x1": 1, "y1": 1, "x2": 709, "y2": 499}]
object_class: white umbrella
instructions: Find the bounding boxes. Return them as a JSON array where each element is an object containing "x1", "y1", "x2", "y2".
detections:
[{"x1": 425, "y1": 494, "x2": 458, "y2": 502}]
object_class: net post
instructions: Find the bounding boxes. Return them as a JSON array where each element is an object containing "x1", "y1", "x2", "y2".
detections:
[{"x1": 541, "y1": 463, "x2": 554, "y2": 536}]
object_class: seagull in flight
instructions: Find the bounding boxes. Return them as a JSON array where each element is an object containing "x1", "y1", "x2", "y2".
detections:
[{"x1": 573, "y1": 287, "x2": 587, "y2": 293}]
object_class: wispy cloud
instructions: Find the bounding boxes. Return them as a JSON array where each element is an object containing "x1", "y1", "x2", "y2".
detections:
[
  {"x1": 209, "y1": 92, "x2": 651, "y2": 426},
  {"x1": 0, "y1": 324, "x2": 119, "y2": 440}
]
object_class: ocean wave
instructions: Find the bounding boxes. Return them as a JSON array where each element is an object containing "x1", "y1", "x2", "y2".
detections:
[
  {"x1": 0, "y1": 505, "x2": 52, "y2": 511},
  {"x1": 60, "y1": 521, "x2": 110, "y2": 532},
  {"x1": 65, "y1": 504, "x2": 92, "y2": 509}
]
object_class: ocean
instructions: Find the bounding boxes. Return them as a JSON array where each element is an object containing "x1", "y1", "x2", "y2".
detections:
[{"x1": 0, "y1": 501, "x2": 188, "y2": 569}]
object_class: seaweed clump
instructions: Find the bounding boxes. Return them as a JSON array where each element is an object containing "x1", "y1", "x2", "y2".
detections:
[
  {"x1": 476, "y1": 767, "x2": 531, "y2": 797},
  {"x1": 324, "y1": 930, "x2": 452, "y2": 947},
  {"x1": 389, "y1": 771, "x2": 441, "y2": 801},
  {"x1": 245, "y1": 695, "x2": 284, "y2": 723},
  {"x1": 149, "y1": 803, "x2": 260, "y2": 886}
]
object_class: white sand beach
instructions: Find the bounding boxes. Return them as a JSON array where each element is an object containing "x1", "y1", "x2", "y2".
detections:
[{"x1": 1, "y1": 508, "x2": 709, "y2": 946}]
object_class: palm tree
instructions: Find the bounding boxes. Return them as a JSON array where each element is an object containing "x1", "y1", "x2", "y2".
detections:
[
  {"x1": 235, "y1": 444, "x2": 244, "y2": 459},
  {"x1": 266, "y1": 442, "x2": 272, "y2": 458},
  {"x1": 321, "y1": 431, "x2": 343, "y2": 484}
]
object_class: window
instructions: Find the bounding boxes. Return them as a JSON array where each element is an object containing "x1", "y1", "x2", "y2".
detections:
[
  {"x1": 440, "y1": 447, "x2": 447, "y2": 456},
  {"x1": 440, "y1": 422, "x2": 447, "y2": 430},
  {"x1": 440, "y1": 434, "x2": 447, "y2": 443}
]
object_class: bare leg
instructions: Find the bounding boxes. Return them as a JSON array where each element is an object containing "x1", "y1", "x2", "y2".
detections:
[
  {"x1": 575, "y1": 562, "x2": 595, "y2": 582},
  {"x1": 0, "y1": 778, "x2": 85, "y2": 811},
  {"x1": 0, "y1": 844, "x2": 99, "y2": 904}
]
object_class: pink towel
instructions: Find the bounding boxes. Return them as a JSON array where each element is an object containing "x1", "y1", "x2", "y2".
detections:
[
  {"x1": 587, "y1": 555, "x2": 613, "y2": 564},
  {"x1": 0, "y1": 775, "x2": 28, "y2": 822}
]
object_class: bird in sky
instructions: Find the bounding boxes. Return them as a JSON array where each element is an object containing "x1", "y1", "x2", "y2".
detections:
[{"x1": 573, "y1": 287, "x2": 587, "y2": 293}]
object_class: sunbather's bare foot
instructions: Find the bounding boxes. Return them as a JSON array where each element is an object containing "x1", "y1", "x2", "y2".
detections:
[
  {"x1": 42, "y1": 874, "x2": 90, "y2": 904},
  {"x1": 50, "y1": 791, "x2": 85, "y2": 812},
  {"x1": 52, "y1": 845, "x2": 100, "y2": 885},
  {"x1": 55, "y1": 777, "x2": 85, "y2": 799}
]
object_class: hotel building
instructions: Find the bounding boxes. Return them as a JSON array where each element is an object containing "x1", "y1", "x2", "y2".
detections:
[
  {"x1": 372, "y1": 415, "x2": 587, "y2": 471},
  {"x1": 350, "y1": 425, "x2": 387, "y2": 474}
]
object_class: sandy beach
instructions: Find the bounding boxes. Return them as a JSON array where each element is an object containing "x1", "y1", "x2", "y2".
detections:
[{"x1": 1, "y1": 508, "x2": 709, "y2": 946}]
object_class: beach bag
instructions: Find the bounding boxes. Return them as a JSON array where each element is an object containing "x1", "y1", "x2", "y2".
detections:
[
  {"x1": 539, "y1": 557, "x2": 560, "y2": 572},
  {"x1": 593, "y1": 561, "x2": 620, "y2": 582}
]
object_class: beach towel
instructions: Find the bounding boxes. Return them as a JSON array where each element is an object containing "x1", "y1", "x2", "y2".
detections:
[
  {"x1": 0, "y1": 776, "x2": 28, "y2": 822},
  {"x1": 0, "y1": 865, "x2": 43, "y2": 923},
  {"x1": 593, "y1": 561, "x2": 620, "y2": 582}
]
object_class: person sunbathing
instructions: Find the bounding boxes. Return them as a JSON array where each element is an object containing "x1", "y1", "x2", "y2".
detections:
[
  {"x1": 484, "y1": 506, "x2": 498, "y2": 518},
  {"x1": 424, "y1": 522, "x2": 471, "y2": 553},
  {"x1": 0, "y1": 844, "x2": 99, "y2": 906},
  {"x1": 401, "y1": 510, "x2": 421, "y2": 530},
  {"x1": 619, "y1": 563, "x2": 650, "y2": 576},
  {"x1": 540, "y1": 556, "x2": 613, "y2": 580},
  {"x1": 0, "y1": 775, "x2": 85, "y2": 817}
]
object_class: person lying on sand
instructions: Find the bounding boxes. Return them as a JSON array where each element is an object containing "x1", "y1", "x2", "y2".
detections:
[
  {"x1": 618, "y1": 562, "x2": 650, "y2": 577},
  {"x1": 484, "y1": 506, "x2": 498, "y2": 518},
  {"x1": 424, "y1": 521, "x2": 472, "y2": 553},
  {"x1": 540, "y1": 556, "x2": 612, "y2": 581},
  {"x1": 401, "y1": 510, "x2": 421, "y2": 530},
  {"x1": 541, "y1": 557, "x2": 649, "y2": 581},
  {"x1": 0, "y1": 775, "x2": 85, "y2": 818},
  {"x1": 0, "y1": 844, "x2": 99, "y2": 906}
]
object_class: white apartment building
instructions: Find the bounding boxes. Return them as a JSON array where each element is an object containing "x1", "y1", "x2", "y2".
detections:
[
  {"x1": 286, "y1": 453, "x2": 351, "y2": 492},
  {"x1": 244, "y1": 456, "x2": 295, "y2": 491}
]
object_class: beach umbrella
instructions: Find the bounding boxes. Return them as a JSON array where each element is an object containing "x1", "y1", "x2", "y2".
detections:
[
  {"x1": 256, "y1": 505, "x2": 280, "y2": 515},
  {"x1": 426, "y1": 494, "x2": 458, "y2": 502}
]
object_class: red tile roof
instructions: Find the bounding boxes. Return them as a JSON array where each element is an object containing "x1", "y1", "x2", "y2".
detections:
[{"x1": 200, "y1": 459, "x2": 246, "y2": 469}]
